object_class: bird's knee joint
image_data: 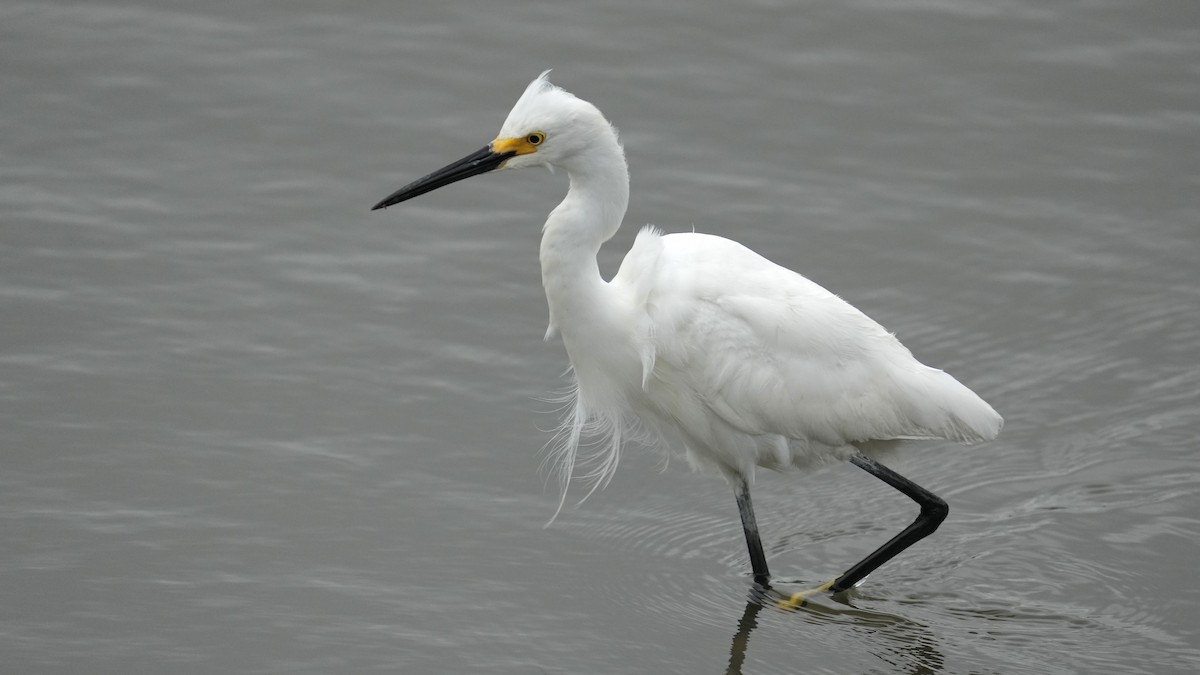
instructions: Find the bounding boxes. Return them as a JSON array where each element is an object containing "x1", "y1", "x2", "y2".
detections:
[{"x1": 921, "y1": 496, "x2": 948, "y2": 527}]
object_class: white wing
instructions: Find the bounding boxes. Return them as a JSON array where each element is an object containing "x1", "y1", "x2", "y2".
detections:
[{"x1": 614, "y1": 229, "x2": 1002, "y2": 455}]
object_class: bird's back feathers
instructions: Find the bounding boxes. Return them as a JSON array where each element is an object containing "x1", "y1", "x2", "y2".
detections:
[{"x1": 602, "y1": 228, "x2": 1002, "y2": 477}]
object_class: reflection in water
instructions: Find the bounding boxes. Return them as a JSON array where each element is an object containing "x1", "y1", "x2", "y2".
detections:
[
  {"x1": 724, "y1": 585, "x2": 945, "y2": 675},
  {"x1": 724, "y1": 592, "x2": 763, "y2": 675}
]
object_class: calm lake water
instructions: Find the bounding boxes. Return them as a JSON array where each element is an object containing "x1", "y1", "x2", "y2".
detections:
[{"x1": 3, "y1": 1, "x2": 1199, "y2": 673}]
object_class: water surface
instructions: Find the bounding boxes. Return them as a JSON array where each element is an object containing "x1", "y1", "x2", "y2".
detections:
[{"x1": 3, "y1": 1, "x2": 1199, "y2": 673}]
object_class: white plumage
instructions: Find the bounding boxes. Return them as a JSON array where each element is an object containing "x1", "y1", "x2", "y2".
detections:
[
  {"x1": 608, "y1": 228, "x2": 999, "y2": 469},
  {"x1": 372, "y1": 72, "x2": 1002, "y2": 592}
]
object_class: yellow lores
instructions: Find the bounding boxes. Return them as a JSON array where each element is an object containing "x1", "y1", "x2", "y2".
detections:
[{"x1": 492, "y1": 132, "x2": 545, "y2": 159}]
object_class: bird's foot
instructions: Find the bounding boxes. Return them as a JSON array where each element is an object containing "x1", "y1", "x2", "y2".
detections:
[{"x1": 773, "y1": 578, "x2": 840, "y2": 610}]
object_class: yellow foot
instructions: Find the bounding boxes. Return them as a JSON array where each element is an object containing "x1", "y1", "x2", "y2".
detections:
[{"x1": 776, "y1": 578, "x2": 838, "y2": 610}]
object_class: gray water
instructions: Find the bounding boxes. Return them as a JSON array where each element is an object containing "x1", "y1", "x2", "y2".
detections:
[{"x1": 3, "y1": 1, "x2": 1199, "y2": 673}]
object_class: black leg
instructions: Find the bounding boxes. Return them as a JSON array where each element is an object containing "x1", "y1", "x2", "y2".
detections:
[
  {"x1": 734, "y1": 477, "x2": 771, "y2": 585},
  {"x1": 827, "y1": 454, "x2": 949, "y2": 593}
]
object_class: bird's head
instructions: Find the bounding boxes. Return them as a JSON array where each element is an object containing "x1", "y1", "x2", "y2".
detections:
[{"x1": 371, "y1": 71, "x2": 619, "y2": 211}]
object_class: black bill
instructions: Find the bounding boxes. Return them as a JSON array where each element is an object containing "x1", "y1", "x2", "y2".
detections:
[{"x1": 371, "y1": 146, "x2": 516, "y2": 211}]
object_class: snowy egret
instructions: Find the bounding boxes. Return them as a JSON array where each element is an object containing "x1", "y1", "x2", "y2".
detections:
[{"x1": 371, "y1": 73, "x2": 1002, "y2": 595}]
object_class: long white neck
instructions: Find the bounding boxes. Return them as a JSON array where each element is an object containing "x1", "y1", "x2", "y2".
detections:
[{"x1": 539, "y1": 136, "x2": 630, "y2": 336}]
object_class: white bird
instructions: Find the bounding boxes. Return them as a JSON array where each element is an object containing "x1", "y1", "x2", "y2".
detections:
[{"x1": 372, "y1": 73, "x2": 1002, "y2": 596}]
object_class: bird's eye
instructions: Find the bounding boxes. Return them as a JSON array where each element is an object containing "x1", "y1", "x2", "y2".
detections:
[{"x1": 526, "y1": 132, "x2": 545, "y2": 146}]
